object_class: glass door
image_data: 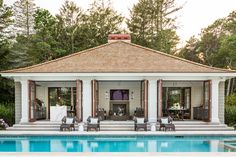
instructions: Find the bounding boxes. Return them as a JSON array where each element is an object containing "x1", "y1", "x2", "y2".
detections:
[
  {"x1": 162, "y1": 87, "x2": 191, "y2": 119},
  {"x1": 29, "y1": 80, "x2": 36, "y2": 122},
  {"x1": 203, "y1": 80, "x2": 211, "y2": 121},
  {"x1": 141, "y1": 80, "x2": 148, "y2": 119}
]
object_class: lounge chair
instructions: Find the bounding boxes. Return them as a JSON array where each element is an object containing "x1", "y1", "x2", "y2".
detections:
[
  {"x1": 87, "y1": 116, "x2": 100, "y2": 131},
  {"x1": 134, "y1": 117, "x2": 147, "y2": 131},
  {"x1": 159, "y1": 116, "x2": 175, "y2": 131},
  {"x1": 60, "y1": 116, "x2": 76, "y2": 131}
]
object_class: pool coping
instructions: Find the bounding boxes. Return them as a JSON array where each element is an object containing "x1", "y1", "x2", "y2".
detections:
[
  {"x1": 1, "y1": 152, "x2": 236, "y2": 157},
  {"x1": 1, "y1": 130, "x2": 236, "y2": 136}
]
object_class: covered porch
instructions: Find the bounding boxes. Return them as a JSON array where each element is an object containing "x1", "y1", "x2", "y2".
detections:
[{"x1": 14, "y1": 75, "x2": 224, "y2": 125}]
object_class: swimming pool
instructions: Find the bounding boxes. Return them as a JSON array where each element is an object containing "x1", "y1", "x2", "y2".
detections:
[{"x1": 0, "y1": 136, "x2": 236, "y2": 152}]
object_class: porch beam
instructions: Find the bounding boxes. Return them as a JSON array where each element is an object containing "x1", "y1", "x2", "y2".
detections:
[
  {"x1": 20, "y1": 80, "x2": 29, "y2": 123},
  {"x1": 211, "y1": 79, "x2": 220, "y2": 123}
]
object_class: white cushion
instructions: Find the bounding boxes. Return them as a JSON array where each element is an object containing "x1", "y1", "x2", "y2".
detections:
[
  {"x1": 136, "y1": 118, "x2": 144, "y2": 124},
  {"x1": 161, "y1": 118, "x2": 169, "y2": 124},
  {"x1": 66, "y1": 118, "x2": 74, "y2": 124},
  {"x1": 90, "y1": 118, "x2": 98, "y2": 124}
]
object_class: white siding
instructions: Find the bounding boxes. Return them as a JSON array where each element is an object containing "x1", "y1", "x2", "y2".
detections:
[
  {"x1": 218, "y1": 81, "x2": 225, "y2": 124},
  {"x1": 15, "y1": 82, "x2": 22, "y2": 124}
]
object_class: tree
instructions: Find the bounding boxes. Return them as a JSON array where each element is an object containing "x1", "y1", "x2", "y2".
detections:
[
  {"x1": 82, "y1": 0, "x2": 124, "y2": 47},
  {"x1": 0, "y1": 0, "x2": 14, "y2": 103},
  {"x1": 127, "y1": 0, "x2": 181, "y2": 53},
  {"x1": 56, "y1": 0, "x2": 83, "y2": 54},
  {"x1": 13, "y1": 0, "x2": 37, "y2": 36},
  {"x1": 180, "y1": 11, "x2": 236, "y2": 96},
  {"x1": 179, "y1": 36, "x2": 203, "y2": 63},
  {"x1": 8, "y1": 35, "x2": 32, "y2": 68},
  {"x1": 0, "y1": 0, "x2": 13, "y2": 70},
  {"x1": 0, "y1": 0, "x2": 13, "y2": 39},
  {"x1": 29, "y1": 9, "x2": 65, "y2": 63}
]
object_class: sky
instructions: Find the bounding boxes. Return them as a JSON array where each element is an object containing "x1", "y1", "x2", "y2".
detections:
[{"x1": 4, "y1": 0, "x2": 236, "y2": 46}]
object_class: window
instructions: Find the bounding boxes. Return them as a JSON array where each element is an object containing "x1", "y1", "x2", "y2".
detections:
[{"x1": 49, "y1": 87, "x2": 76, "y2": 106}]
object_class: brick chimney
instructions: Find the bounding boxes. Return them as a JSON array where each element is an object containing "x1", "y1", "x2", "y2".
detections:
[{"x1": 108, "y1": 34, "x2": 131, "y2": 43}]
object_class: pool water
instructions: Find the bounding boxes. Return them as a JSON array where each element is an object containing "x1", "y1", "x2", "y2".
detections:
[{"x1": 0, "y1": 136, "x2": 236, "y2": 152}]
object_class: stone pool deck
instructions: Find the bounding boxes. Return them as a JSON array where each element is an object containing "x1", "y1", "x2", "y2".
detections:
[{"x1": 1, "y1": 130, "x2": 236, "y2": 136}]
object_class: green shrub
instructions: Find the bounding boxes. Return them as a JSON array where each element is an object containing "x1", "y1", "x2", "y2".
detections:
[
  {"x1": 0, "y1": 103, "x2": 15, "y2": 126},
  {"x1": 226, "y1": 93, "x2": 236, "y2": 106},
  {"x1": 225, "y1": 94, "x2": 236, "y2": 126},
  {"x1": 225, "y1": 105, "x2": 236, "y2": 126}
]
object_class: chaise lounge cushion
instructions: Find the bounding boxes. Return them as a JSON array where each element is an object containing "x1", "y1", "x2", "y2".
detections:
[
  {"x1": 136, "y1": 118, "x2": 145, "y2": 124},
  {"x1": 90, "y1": 118, "x2": 98, "y2": 124},
  {"x1": 161, "y1": 118, "x2": 169, "y2": 124},
  {"x1": 66, "y1": 118, "x2": 74, "y2": 124}
]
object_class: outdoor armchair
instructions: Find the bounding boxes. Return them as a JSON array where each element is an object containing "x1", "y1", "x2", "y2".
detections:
[
  {"x1": 159, "y1": 116, "x2": 175, "y2": 131},
  {"x1": 87, "y1": 116, "x2": 100, "y2": 131},
  {"x1": 134, "y1": 117, "x2": 147, "y2": 131},
  {"x1": 60, "y1": 116, "x2": 77, "y2": 131}
]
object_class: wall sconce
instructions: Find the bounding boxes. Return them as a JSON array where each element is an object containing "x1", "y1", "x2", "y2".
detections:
[
  {"x1": 105, "y1": 91, "x2": 109, "y2": 99},
  {"x1": 131, "y1": 91, "x2": 134, "y2": 100}
]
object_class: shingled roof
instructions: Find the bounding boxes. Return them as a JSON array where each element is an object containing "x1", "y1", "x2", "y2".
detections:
[{"x1": 3, "y1": 41, "x2": 233, "y2": 73}]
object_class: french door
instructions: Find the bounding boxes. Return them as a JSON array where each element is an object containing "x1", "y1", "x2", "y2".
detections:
[
  {"x1": 91, "y1": 80, "x2": 99, "y2": 117},
  {"x1": 157, "y1": 80, "x2": 163, "y2": 119},
  {"x1": 141, "y1": 80, "x2": 148, "y2": 119},
  {"x1": 76, "y1": 80, "x2": 83, "y2": 122},
  {"x1": 28, "y1": 80, "x2": 36, "y2": 122},
  {"x1": 203, "y1": 80, "x2": 212, "y2": 122}
]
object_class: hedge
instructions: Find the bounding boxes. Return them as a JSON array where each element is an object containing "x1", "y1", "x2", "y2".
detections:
[{"x1": 225, "y1": 94, "x2": 236, "y2": 126}]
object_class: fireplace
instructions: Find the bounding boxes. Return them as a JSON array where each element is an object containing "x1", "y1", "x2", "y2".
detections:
[
  {"x1": 110, "y1": 100, "x2": 129, "y2": 116},
  {"x1": 113, "y1": 104, "x2": 127, "y2": 116}
]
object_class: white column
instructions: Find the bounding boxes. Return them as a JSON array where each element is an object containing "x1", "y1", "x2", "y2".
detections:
[
  {"x1": 82, "y1": 79, "x2": 92, "y2": 122},
  {"x1": 211, "y1": 79, "x2": 220, "y2": 123},
  {"x1": 148, "y1": 80, "x2": 157, "y2": 122},
  {"x1": 20, "y1": 80, "x2": 29, "y2": 123}
]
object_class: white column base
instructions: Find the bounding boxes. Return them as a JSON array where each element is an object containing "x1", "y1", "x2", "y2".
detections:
[
  {"x1": 20, "y1": 118, "x2": 28, "y2": 123},
  {"x1": 211, "y1": 118, "x2": 220, "y2": 123}
]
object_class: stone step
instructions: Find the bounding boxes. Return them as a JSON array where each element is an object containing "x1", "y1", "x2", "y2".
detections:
[
  {"x1": 8, "y1": 120, "x2": 233, "y2": 131},
  {"x1": 7, "y1": 126, "x2": 233, "y2": 131},
  {"x1": 7, "y1": 127, "x2": 60, "y2": 131}
]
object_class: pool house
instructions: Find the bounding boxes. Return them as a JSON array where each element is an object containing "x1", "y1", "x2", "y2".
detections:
[{"x1": 1, "y1": 34, "x2": 236, "y2": 131}]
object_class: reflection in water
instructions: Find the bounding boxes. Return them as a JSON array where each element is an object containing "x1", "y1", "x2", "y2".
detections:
[{"x1": 0, "y1": 136, "x2": 231, "y2": 152}]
